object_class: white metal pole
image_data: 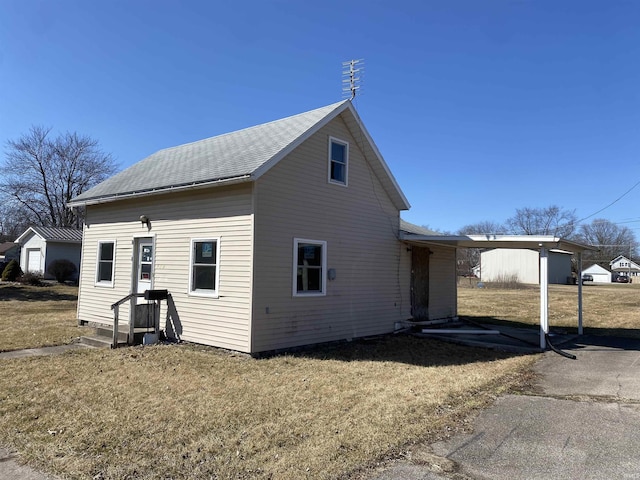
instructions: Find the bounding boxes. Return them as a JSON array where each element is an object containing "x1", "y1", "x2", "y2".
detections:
[
  {"x1": 540, "y1": 247, "x2": 549, "y2": 350},
  {"x1": 577, "y1": 251, "x2": 583, "y2": 335}
]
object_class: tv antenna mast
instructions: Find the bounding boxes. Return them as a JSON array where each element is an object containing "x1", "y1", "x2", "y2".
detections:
[{"x1": 342, "y1": 59, "x2": 364, "y2": 100}]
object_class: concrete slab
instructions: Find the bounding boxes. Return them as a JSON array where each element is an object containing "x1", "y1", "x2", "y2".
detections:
[
  {"x1": 535, "y1": 335, "x2": 640, "y2": 400},
  {"x1": 0, "y1": 448, "x2": 56, "y2": 480},
  {"x1": 0, "y1": 343, "x2": 94, "y2": 360}
]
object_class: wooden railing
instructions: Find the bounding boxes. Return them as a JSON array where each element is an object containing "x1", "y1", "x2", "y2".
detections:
[{"x1": 110, "y1": 293, "x2": 146, "y2": 349}]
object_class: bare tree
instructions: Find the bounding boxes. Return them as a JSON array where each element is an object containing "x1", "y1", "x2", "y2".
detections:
[
  {"x1": 575, "y1": 218, "x2": 638, "y2": 268},
  {"x1": 0, "y1": 199, "x2": 31, "y2": 242},
  {"x1": 506, "y1": 205, "x2": 577, "y2": 238},
  {"x1": 456, "y1": 221, "x2": 507, "y2": 276},
  {"x1": 1, "y1": 126, "x2": 116, "y2": 228}
]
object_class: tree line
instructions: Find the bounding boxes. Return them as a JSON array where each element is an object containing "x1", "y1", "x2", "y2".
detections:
[
  {"x1": 455, "y1": 205, "x2": 638, "y2": 275},
  {"x1": 0, "y1": 126, "x2": 117, "y2": 241}
]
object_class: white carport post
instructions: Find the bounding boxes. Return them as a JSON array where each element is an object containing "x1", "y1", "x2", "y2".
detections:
[
  {"x1": 539, "y1": 247, "x2": 549, "y2": 350},
  {"x1": 577, "y1": 251, "x2": 584, "y2": 335}
]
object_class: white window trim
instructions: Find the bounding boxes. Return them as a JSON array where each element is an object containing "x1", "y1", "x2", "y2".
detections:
[
  {"x1": 188, "y1": 237, "x2": 221, "y2": 298},
  {"x1": 328, "y1": 136, "x2": 349, "y2": 187},
  {"x1": 95, "y1": 239, "x2": 116, "y2": 287},
  {"x1": 293, "y1": 238, "x2": 327, "y2": 297}
]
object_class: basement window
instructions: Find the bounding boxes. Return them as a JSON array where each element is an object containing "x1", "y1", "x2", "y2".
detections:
[
  {"x1": 328, "y1": 137, "x2": 348, "y2": 186},
  {"x1": 293, "y1": 238, "x2": 327, "y2": 296},
  {"x1": 95, "y1": 240, "x2": 115, "y2": 287}
]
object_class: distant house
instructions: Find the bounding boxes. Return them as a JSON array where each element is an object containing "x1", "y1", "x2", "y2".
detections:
[
  {"x1": 14, "y1": 226, "x2": 83, "y2": 280},
  {"x1": 609, "y1": 255, "x2": 640, "y2": 278},
  {"x1": 68, "y1": 100, "x2": 465, "y2": 354},
  {"x1": 582, "y1": 264, "x2": 611, "y2": 283},
  {"x1": 478, "y1": 248, "x2": 572, "y2": 285},
  {"x1": 0, "y1": 242, "x2": 20, "y2": 264}
]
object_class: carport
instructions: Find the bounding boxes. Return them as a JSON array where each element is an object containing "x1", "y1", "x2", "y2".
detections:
[{"x1": 399, "y1": 233, "x2": 598, "y2": 350}]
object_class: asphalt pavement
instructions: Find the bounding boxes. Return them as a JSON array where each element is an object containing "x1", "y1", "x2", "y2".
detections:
[{"x1": 371, "y1": 335, "x2": 640, "y2": 479}]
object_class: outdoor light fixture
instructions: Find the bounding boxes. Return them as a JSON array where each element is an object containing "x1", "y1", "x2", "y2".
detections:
[{"x1": 140, "y1": 215, "x2": 150, "y2": 227}]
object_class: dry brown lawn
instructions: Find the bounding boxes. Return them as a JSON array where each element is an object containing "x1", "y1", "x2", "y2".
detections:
[
  {"x1": 0, "y1": 283, "x2": 536, "y2": 479},
  {"x1": 458, "y1": 280, "x2": 640, "y2": 338},
  {"x1": 0, "y1": 283, "x2": 87, "y2": 352}
]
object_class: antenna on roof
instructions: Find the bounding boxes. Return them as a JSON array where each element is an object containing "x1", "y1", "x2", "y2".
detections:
[{"x1": 342, "y1": 59, "x2": 364, "y2": 100}]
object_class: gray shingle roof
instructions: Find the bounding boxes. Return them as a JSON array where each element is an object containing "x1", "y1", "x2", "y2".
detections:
[
  {"x1": 15, "y1": 226, "x2": 83, "y2": 244},
  {"x1": 69, "y1": 100, "x2": 351, "y2": 205},
  {"x1": 400, "y1": 219, "x2": 441, "y2": 236}
]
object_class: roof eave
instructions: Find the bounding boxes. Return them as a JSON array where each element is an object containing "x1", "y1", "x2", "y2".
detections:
[{"x1": 67, "y1": 174, "x2": 253, "y2": 208}]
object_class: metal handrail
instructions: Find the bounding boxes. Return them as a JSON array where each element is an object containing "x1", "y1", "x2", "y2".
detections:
[{"x1": 110, "y1": 293, "x2": 146, "y2": 349}]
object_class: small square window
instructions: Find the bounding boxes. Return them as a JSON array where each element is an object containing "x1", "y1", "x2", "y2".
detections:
[{"x1": 328, "y1": 137, "x2": 348, "y2": 185}]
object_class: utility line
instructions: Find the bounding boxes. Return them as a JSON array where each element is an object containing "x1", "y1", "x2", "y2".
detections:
[{"x1": 575, "y1": 179, "x2": 640, "y2": 224}]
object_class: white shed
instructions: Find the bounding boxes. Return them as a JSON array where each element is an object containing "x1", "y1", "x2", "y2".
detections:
[
  {"x1": 14, "y1": 226, "x2": 83, "y2": 280},
  {"x1": 582, "y1": 264, "x2": 611, "y2": 283}
]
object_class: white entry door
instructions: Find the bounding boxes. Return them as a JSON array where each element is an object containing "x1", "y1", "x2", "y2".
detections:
[{"x1": 135, "y1": 238, "x2": 154, "y2": 303}]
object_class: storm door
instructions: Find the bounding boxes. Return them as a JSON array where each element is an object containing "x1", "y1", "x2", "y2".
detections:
[{"x1": 134, "y1": 238, "x2": 154, "y2": 304}]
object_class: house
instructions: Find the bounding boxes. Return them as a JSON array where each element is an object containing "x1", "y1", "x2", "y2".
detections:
[
  {"x1": 582, "y1": 264, "x2": 611, "y2": 283},
  {"x1": 0, "y1": 242, "x2": 20, "y2": 264},
  {"x1": 14, "y1": 226, "x2": 83, "y2": 280},
  {"x1": 68, "y1": 100, "x2": 463, "y2": 354},
  {"x1": 478, "y1": 248, "x2": 573, "y2": 285},
  {"x1": 609, "y1": 255, "x2": 640, "y2": 278}
]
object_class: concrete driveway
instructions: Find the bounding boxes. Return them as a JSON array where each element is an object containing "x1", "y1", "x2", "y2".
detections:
[{"x1": 371, "y1": 335, "x2": 640, "y2": 479}]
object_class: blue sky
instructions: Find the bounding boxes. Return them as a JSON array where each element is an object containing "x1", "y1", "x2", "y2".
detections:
[{"x1": 1, "y1": 1, "x2": 639, "y2": 234}]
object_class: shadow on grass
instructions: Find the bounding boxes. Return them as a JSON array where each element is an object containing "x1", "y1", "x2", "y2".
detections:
[
  {"x1": 272, "y1": 332, "x2": 530, "y2": 368},
  {"x1": 0, "y1": 284, "x2": 77, "y2": 302}
]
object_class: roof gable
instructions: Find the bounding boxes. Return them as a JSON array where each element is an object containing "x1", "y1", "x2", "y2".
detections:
[
  {"x1": 610, "y1": 255, "x2": 640, "y2": 269},
  {"x1": 68, "y1": 101, "x2": 409, "y2": 210},
  {"x1": 15, "y1": 226, "x2": 83, "y2": 245},
  {"x1": 582, "y1": 264, "x2": 610, "y2": 274}
]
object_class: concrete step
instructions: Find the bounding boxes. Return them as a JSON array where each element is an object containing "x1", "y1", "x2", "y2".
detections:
[
  {"x1": 96, "y1": 325, "x2": 129, "y2": 343},
  {"x1": 79, "y1": 335, "x2": 114, "y2": 348}
]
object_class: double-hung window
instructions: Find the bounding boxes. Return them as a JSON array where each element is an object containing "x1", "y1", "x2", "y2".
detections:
[
  {"x1": 96, "y1": 240, "x2": 115, "y2": 286},
  {"x1": 328, "y1": 137, "x2": 348, "y2": 186},
  {"x1": 293, "y1": 238, "x2": 327, "y2": 296},
  {"x1": 189, "y1": 238, "x2": 220, "y2": 297}
]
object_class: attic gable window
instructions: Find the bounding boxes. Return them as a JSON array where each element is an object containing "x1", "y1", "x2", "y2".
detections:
[{"x1": 328, "y1": 137, "x2": 348, "y2": 186}]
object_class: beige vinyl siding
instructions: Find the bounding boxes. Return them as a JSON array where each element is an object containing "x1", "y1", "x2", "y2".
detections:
[
  {"x1": 252, "y1": 114, "x2": 405, "y2": 352},
  {"x1": 77, "y1": 184, "x2": 254, "y2": 352},
  {"x1": 427, "y1": 245, "x2": 457, "y2": 320}
]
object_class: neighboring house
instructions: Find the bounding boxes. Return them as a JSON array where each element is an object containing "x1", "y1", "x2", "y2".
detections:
[
  {"x1": 582, "y1": 264, "x2": 612, "y2": 283},
  {"x1": 68, "y1": 100, "x2": 461, "y2": 354},
  {"x1": 478, "y1": 248, "x2": 572, "y2": 285},
  {"x1": 14, "y1": 226, "x2": 83, "y2": 280},
  {"x1": 609, "y1": 255, "x2": 640, "y2": 278},
  {"x1": 0, "y1": 242, "x2": 20, "y2": 263}
]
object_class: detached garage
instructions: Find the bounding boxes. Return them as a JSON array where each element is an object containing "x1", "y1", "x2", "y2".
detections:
[
  {"x1": 582, "y1": 264, "x2": 612, "y2": 283},
  {"x1": 15, "y1": 226, "x2": 83, "y2": 280}
]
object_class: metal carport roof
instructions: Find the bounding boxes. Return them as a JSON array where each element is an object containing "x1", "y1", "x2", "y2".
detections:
[{"x1": 399, "y1": 232, "x2": 598, "y2": 350}]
